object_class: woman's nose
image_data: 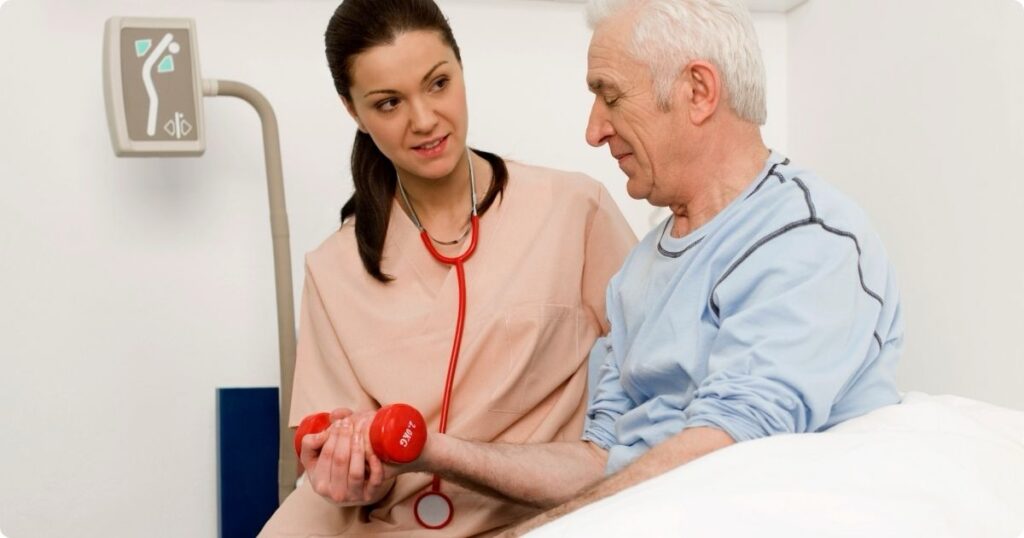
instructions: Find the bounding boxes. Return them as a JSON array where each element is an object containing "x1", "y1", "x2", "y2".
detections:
[{"x1": 409, "y1": 99, "x2": 439, "y2": 134}]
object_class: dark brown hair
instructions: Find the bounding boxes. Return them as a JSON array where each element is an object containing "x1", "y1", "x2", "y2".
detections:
[{"x1": 325, "y1": 0, "x2": 507, "y2": 282}]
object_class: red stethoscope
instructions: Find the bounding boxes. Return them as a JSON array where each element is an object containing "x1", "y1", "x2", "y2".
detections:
[{"x1": 396, "y1": 152, "x2": 479, "y2": 529}]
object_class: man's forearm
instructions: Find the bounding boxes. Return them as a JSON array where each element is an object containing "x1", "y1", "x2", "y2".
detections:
[
  {"x1": 512, "y1": 427, "x2": 735, "y2": 534},
  {"x1": 417, "y1": 435, "x2": 607, "y2": 509}
]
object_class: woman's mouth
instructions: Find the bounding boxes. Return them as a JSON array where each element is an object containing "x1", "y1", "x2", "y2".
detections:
[{"x1": 413, "y1": 135, "x2": 449, "y2": 158}]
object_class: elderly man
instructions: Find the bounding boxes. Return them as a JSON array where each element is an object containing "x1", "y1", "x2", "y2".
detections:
[{"x1": 321, "y1": 0, "x2": 903, "y2": 532}]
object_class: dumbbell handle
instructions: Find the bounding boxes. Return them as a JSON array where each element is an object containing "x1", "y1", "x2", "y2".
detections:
[{"x1": 294, "y1": 403, "x2": 427, "y2": 464}]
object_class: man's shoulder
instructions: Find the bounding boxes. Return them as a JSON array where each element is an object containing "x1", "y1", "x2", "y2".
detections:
[
  {"x1": 737, "y1": 159, "x2": 877, "y2": 244},
  {"x1": 712, "y1": 158, "x2": 893, "y2": 298}
]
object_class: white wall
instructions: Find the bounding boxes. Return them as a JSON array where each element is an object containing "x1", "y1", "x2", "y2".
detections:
[
  {"x1": 0, "y1": 1, "x2": 787, "y2": 536},
  {"x1": 787, "y1": 0, "x2": 1024, "y2": 411}
]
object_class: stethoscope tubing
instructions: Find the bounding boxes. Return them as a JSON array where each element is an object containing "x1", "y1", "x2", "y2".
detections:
[
  {"x1": 399, "y1": 151, "x2": 480, "y2": 528},
  {"x1": 417, "y1": 215, "x2": 478, "y2": 496}
]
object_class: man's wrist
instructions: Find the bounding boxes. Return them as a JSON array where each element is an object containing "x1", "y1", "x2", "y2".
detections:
[{"x1": 412, "y1": 431, "x2": 451, "y2": 474}]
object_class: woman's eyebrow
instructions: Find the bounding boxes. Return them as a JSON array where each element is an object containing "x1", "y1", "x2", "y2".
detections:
[
  {"x1": 421, "y1": 60, "x2": 448, "y2": 84},
  {"x1": 362, "y1": 60, "x2": 449, "y2": 98}
]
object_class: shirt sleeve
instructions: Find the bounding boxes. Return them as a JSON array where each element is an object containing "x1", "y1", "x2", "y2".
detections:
[
  {"x1": 578, "y1": 183, "x2": 637, "y2": 449},
  {"x1": 682, "y1": 224, "x2": 882, "y2": 442},
  {"x1": 581, "y1": 331, "x2": 635, "y2": 450},
  {"x1": 288, "y1": 259, "x2": 377, "y2": 427}
]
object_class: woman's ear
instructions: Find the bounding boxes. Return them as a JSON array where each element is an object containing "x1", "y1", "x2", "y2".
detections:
[{"x1": 341, "y1": 95, "x2": 367, "y2": 133}]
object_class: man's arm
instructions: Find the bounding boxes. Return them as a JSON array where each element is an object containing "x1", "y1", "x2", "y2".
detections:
[
  {"x1": 511, "y1": 426, "x2": 734, "y2": 534},
  {"x1": 411, "y1": 435, "x2": 609, "y2": 509}
]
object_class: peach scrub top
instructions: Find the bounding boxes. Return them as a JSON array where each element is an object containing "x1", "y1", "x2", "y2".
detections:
[{"x1": 261, "y1": 162, "x2": 636, "y2": 537}]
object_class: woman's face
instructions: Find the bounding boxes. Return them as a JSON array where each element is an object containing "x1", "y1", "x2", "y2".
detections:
[{"x1": 345, "y1": 30, "x2": 468, "y2": 183}]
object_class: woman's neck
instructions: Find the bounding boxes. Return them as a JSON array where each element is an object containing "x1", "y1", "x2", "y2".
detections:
[{"x1": 396, "y1": 150, "x2": 492, "y2": 241}]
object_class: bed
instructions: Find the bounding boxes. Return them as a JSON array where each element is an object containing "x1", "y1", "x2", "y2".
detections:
[{"x1": 529, "y1": 393, "x2": 1024, "y2": 537}]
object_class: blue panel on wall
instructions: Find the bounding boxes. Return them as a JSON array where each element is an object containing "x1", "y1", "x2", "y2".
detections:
[{"x1": 217, "y1": 387, "x2": 279, "y2": 538}]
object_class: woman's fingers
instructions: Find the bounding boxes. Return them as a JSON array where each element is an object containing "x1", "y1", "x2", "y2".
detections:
[
  {"x1": 365, "y1": 448, "x2": 385, "y2": 501},
  {"x1": 329, "y1": 408, "x2": 354, "y2": 422},
  {"x1": 346, "y1": 419, "x2": 368, "y2": 499},
  {"x1": 299, "y1": 427, "x2": 329, "y2": 470},
  {"x1": 306, "y1": 413, "x2": 385, "y2": 506},
  {"x1": 328, "y1": 418, "x2": 355, "y2": 501},
  {"x1": 312, "y1": 420, "x2": 340, "y2": 497}
]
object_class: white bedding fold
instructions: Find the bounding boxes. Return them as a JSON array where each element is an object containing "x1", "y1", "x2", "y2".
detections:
[{"x1": 529, "y1": 393, "x2": 1024, "y2": 537}]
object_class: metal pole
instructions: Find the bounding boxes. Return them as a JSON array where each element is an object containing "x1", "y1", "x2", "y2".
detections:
[{"x1": 204, "y1": 79, "x2": 298, "y2": 504}]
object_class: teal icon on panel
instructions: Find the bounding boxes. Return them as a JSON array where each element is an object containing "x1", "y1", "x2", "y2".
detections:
[
  {"x1": 134, "y1": 39, "x2": 152, "y2": 57},
  {"x1": 158, "y1": 55, "x2": 175, "y2": 73}
]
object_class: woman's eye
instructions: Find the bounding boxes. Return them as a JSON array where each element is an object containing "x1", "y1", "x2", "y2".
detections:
[
  {"x1": 431, "y1": 77, "x2": 450, "y2": 92},
  {"x1": 376, "y1": 98, "x2": 399, "y2": 112}
]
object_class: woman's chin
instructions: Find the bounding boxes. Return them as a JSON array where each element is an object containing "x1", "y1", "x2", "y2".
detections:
[{"x1": 399, "y1": 154, "x2": 463, "y2": 182}]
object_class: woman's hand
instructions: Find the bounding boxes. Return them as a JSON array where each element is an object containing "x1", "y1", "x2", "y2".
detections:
[{"x1": 300, "y1": 408, "x2": 394, "y2": 506}]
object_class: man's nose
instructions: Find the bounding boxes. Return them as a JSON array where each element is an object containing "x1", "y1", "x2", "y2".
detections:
[{"x1": 585, "y1": 98, "x2": 613, "y2": 147}]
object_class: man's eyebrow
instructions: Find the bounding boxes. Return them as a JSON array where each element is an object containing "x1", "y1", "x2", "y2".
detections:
[
  {"x1": 363, "y1": 61, "x2": 449, "y2": 98},
  {"x1": 588, "y1": 78, "x2": 616, "y2": 93}
]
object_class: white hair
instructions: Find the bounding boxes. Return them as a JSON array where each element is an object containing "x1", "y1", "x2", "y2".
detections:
[{"x1": 586, "y1": 0, "x2": 767, "y2": 125}]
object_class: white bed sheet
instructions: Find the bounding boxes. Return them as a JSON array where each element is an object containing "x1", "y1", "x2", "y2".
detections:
[{"x1": 529, "y1": 393, "x2": 1024, "y2": 537}]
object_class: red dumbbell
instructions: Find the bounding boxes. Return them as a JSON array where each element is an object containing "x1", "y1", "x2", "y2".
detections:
[{"x1": 294, "y1": 403, "x2": 427, "y2": 464}]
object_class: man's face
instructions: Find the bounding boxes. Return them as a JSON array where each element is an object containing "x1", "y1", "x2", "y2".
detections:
[{"x1": 585, "y1": 15, "x2": 687, "y2": 205}]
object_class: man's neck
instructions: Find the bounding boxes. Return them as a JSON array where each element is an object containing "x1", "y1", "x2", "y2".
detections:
[{"x1": 668, "y1": 128, "x2": 769, "y2": 238}]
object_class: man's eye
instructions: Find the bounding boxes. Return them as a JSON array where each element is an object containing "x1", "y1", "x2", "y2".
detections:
[{"x1": 604, "y1": 96, "x2": 620, "y2": 107}]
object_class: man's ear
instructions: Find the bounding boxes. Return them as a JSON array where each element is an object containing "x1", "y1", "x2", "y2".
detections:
[
  {"x1": 341, "y1": 95, "x2": 367, "y2": 133},
  {"x1": 682, "y1": 60, "x2": 721, "y2": 125}
]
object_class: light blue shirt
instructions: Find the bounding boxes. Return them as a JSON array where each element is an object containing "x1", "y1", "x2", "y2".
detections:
[{"x1": 583, "y1": 152, "x2": 903, "y2": 474}]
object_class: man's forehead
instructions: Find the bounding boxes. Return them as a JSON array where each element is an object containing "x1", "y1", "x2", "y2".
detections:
[{"x1": 586, "y1": 30, "x2": 637, "y2": 92}]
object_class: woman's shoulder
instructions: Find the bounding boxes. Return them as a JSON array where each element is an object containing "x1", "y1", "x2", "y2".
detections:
[
  {"x1": 303, "y1": 220, "x2": 362, "y2": 278},
  {"x1": 505, "y1": 160, "x2": 608, "y2": 202}
]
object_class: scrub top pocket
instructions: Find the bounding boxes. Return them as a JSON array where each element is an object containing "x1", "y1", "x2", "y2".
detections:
[{"x1": 489, "y1": 303, "x2": 583, "y2": 415}]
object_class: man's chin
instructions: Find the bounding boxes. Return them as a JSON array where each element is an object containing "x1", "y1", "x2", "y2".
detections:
[{"x1": 624, "y1": 180, "x2": 651, "y2": 202}]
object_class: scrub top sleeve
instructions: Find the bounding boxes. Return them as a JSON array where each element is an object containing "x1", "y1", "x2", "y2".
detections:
[
  {"x1": 682, "y1": 225, "x2": 880, "y2": 442},
  {"x1": 580, "y1": 183, "x2": 636, "y2": 335},
  {"x1": 288, "y1": 261, "x2": 376, "y2": 428}
]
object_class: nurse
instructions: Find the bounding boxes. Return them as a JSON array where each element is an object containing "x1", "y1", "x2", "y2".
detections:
[{"x1": 259, "y1": 0, "x2": 636, "y2": 535}]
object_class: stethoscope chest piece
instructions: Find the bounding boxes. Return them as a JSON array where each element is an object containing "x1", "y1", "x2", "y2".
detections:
[{"x1": 414, "y1": 490, "x2": 454, "y2": 529}]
